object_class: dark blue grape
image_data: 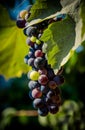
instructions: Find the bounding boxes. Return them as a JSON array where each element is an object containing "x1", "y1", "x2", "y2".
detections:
[
  {"x1": 29, "y1": 90, "x2": 34, "y2": 100},
  {"x1": 24, "y1": 55, "x2": 29, "y2": 64},
  {"x1": 34, "y1": 43, "x2": 43, "y2": 50},
  {"x1": 27, "y1": 58, "x2": 35, "y2": 67},
  {"x1": 28, "y1": 51, "x2": 34, "y2": 58},
  {"x1": 40, "y1": 85, "x2": 50, "y2": 94},
  {"x1": 28, "y1": 81, "x2": 40, "y2": 90},
  {"x1": 38, "y1": 106, "x2": 49, "y2": 116},
  {"x1": 16, "y1": 18, "x2": 26, "y2": 28},
  {"x1": 24, "y1": 26, "x2": 37, "y2": 37},
  {"x1": 33, "y1": 98, "x2": 44, "y2": 108},
  {"x1": 34, "y1": 57, "x2": 47, "y2": 69},
  {"x1": 53, "y1": 75, "x2": 64, "y2": 86},
  {"x1": 47, "y1": 68, "x2": 55, "y2": 80}
]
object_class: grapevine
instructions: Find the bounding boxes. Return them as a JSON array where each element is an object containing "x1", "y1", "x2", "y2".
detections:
[{"x1": 16, "y1": 5, "x2": 66, "y2": 116}]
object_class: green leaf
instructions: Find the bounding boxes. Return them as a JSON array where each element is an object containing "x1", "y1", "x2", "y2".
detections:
[
  {"x1": 28, "y1": 0, "x2": 62, "y2": 21},
  {"x1": 0, "y1": 5, "x2": 30, "y2": 79},
  {"x1": 40, "y1": 15, "x2": 75, "y2": 71},
  {"x1": 80, "y1": 0, "x2": 85, "y2": 38}
]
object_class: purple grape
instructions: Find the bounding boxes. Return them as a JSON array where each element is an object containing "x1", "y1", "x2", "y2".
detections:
[
  {"x1": 53, "y1": 75, "x2": 64, "y2": 86},
  {"x1": 48, "y1": 80, "x2": 57, "y2": 89},
  {"x1": 45, "y1": 96, "x2": 52, "y2": 105},
  {"x1": 38, "y1": 74, "x2": 48, "y2": 85},
  {"x1": 16, "y1": 18, "x2": 26, "y2": 28},
  {"x1": 46, "y1": 90, "x2": 55, "y2": 98},
  {"x1": 48, "y1": 104, "x2": 59, "y2": 114},
  {"x1": 32, "y1": 88, "x2": 42, "y2": 98},
  {"x1": 54, "y1": 87, "x2": 61, "y2": 95},
  {"x1": 26, "y1": 38, "x2": 34, "y2": 47}
]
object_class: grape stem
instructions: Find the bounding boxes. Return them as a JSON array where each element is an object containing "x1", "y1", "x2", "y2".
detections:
[
  {"x1": 15, "y1": 110, "x2": 38, "y2": 116},
  {"x1": 57, "y1": 66, "x2": 64, "y2": 75}
]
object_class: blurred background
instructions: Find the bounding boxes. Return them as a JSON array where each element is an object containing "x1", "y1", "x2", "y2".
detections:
[{"x1": 0, "y1": 0, "x2": 85, "y2": 130}]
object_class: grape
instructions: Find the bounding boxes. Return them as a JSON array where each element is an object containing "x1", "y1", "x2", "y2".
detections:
[
  {"x1": 16, "y1": 9, "x2": 65, "y2": 116},
  {"x1": 26, "y1": 38, "x2": 34, "y2": 47},
  {"x1": 46, "y1": 90, "x2": 55, "y2": 98},
  {"x1": 38, "y1": 68, "x2": 47, "y2": 75},
  {"x1": 40, "y1": 85, "x2": 49, "y2": 94},
  {"x1": 36, "y1": 39, "x2": 42, "y2": 45},
  {"x1": 24, "y1": 26, "x2": 37, "y2": 37},
  {"x1": 38, "y1": 74, "x2": 48, "y2": 85},
  {"x1": 29, "y1": 70, "x2": 40, "y2": 80},
  {"x1": 27, "y1": 70, "x2": 33, "y2": 79},
  {"x1": 38, "y1": 106, "x2": 49, "y2": 116},
  {"x1": 53, "y1": 75, "x2": 64, "y2": 86},
  {"x1": 33, "y1": 98, "x2": 44, "y2": 108},
  {"x1": 31, "y1": 88, "x2": 42, "y2": 98},
  {"x1": 19, "y1": 10, "x2": 28, "y2": 19},
  {"x1": 28, "y1": 51, "x2": 34, "y2": 58},
  {"x1": 51, "y1": 95, "x2": 60, "y2": 104},
  {"x1": 45, "y1": 96, "x2": 52, "y2": 105},
  {"x1": 30, "y1": 36, "x2": 37, "y2": 42},
  {"x1": 48, "y1": 104, "x2": 59, "y2": 114},
  {"x1": 29, "y1": 90, "x2": 34, "y2": 100},
  {"x1": 34, "y1": 43, "x2": 43, "y2": 50},
  {"x1": 27, "y1": 58, "x2": 34, "y2": 67},
  {"x1": 34, "y1": 57, "x2": 46, "y2": 69},
  {"x1": 48, "y1": 80, "x2": 57, "y2": 89},
  {"x1": 16, "y1": 18, "x2": 26, "y2": 28},
  {"x1": 54, "y1": 87, "x2": 61, "y2": 95},
  {"x1": 28, "y1": 81, "x2": 40, "y2": 90},
  {"x1": 47, "y1": 68, "x2": 55, "y2": 80},
  {"x1": 25, "y1": 12, "x2": 31, "y2": 20},
  {"x1": 34, "y1": 50, "x2": 43, "y2": 57},
  {"x1": 24, "y1": 55, "x2": 29, "y2": 64}
]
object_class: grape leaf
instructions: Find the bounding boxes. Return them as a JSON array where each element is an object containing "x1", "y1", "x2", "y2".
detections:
[
  {"x1": 28, "y1": 0, "x2": 62, "y2": 21},
  {"x1": 0, "y1": 5, "x2": 30, "y2": 79},
  {"x1": 40, "y1": 15, "x2": 75, "y2": 71},
  {"x1": 37, "y1": 0, "x2": 85, "y2": 72},
  {"x1": 80, "y1": 0, "x2": 85, "y2": 38}
]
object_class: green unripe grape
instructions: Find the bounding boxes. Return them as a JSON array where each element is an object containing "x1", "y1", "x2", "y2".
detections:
[
  {"x1": 30, "y1": 70, "x2": 40, "y2": 80},
  {"x1": 30, "y1": 36, "x2": 36, "y2": 42},
  {"x1": 36, "y1": 39, "x2": 41, "y2": 45}
]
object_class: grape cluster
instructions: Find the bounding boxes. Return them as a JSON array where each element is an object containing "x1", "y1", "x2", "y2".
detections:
[{"x1": 16, "y1": 6, "x2": 65, "y2": 116}]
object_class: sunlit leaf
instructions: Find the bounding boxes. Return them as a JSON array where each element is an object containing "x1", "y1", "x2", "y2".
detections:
[
  {"x1": 0, "y1": 5, "x2": 30, "y2": 79},
  {"x1": 40, "y1": 15, "x2": 75, "y2": 71}
]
